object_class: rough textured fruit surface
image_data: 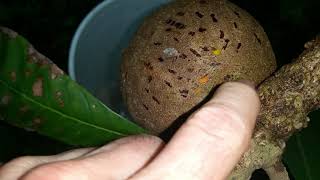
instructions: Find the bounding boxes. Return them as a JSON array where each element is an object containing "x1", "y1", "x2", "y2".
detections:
[{"x1": 121, "y1": 0, "x2": 277, "y2": 134}]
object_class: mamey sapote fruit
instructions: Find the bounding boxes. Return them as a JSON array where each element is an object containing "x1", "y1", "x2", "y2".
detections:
[{"x1": 121, "y1": 0, "x2": 277, "y2": 134}]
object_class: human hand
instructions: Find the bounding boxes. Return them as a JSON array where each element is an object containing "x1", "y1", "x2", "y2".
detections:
[{"x1": 0, "y1": 82, "x2": 260, "y2": 180}]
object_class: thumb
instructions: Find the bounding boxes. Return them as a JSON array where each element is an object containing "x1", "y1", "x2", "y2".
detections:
[{"x1": 130, "y1": 82, "x2": 260, "y2": 180}]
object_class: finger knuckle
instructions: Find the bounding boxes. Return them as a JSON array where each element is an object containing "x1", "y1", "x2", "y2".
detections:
[
  {"x1": 22, "y1": 162, "x2": 75, "y2": 180},
  {"x1": 3, "y1": 156, "x2": 36, "y2": 168},
  {"x1": 188, "y1": 104, "x2": 248, "y2": 146}
]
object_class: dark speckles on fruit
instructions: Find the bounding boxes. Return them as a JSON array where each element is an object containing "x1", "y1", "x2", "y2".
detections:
[
  {"x1": 219, "y1": 30, "x2": 225, "y2": 39},
  {"x1": 32, "y1": 78, "x2": 43, "y2": 97},
  {"x1": 210, "y1": 61, "x2": 222, "y2": 67},
  {"x1": 152, "y1": 96, "x2": 160, "y2": 104},
  {"x1": 179, "y1": 89, "x2": 189, "y2": 98},
  {"x1": 254, "y1": 33, "x2": 262, "y2": 44},
  {"x1": 168, "y1": 69, "x2": 177, "y2": 74},
  {"x1": 187, "y1": 68, "x2": 194, "y2": 73},
  {"x1": 179, "y1": 54, "x2": 187, "y2": 59},
  {"x1": 223, "y1": 39, "x2": 230, "y2": 50},
  {"x1": 202, "y1": 46, "x2": 209, "y2": 51},
  {"x1": 190, "y1": 48, "x2": 201, "y2": 57},
  {"x1": 188, "y1": 31, "x2": 196, "y2": 36},
  {"x1": 237, "y1": 43, "x2": 242, "y2": 52},
  {"x1": 199, "y1": 28, "x2": 207, "y2": 32},
  {"x1": 158, "y1": 57, "x2": 164, "y2": 62},
  {"x1": 164, "y1": 80, "x2": 173, "y2": 88},
  {"x1": 144, "y1": 62, "x2": 154, "y2": 70},
  {"x1": 176, "y1": 12, "x2": 185, "y2": 16},
  {"x1": 147, "y1": 76, "x2": 153, "y2": 83},
  {"x1": 195, "y1": 12, "x2": 204, "y2": 18},
  {"x1": 234, "y1": 11, "x2": 241, "y2": 18},
  {"x1": 143, "y1": 104, "x2": 149, "y2": 110},
  {"x1": 210, "y1": 14, "x2": 218, "y2": 23},
  {"x1": 1, "y1": 95, "x2": 11, "y2": 105},
  {"x1": 120, "y1": 0, "x2": 277, "y2": 134},
  {"x1": 234, "y1": 22, "x2": 238, "y2": 29}
]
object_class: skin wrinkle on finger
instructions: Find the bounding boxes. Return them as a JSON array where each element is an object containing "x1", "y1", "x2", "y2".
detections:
[
  {"x1": 0, "y1": 148, "x2": 94, "y2": 180},
  {"x1": 21, "y1": 136, "x2": 164, "y2": 180},
  {"x1": 130, "y1": 82, "x2": 260, "y2": 180}
]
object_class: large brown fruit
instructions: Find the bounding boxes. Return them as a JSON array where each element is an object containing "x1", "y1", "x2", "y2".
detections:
[{"x1": 121, "y1": 0, "x2": 277, "y2": 134}]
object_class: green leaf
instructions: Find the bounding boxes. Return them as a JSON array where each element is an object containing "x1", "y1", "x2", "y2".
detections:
[
  {"x1": 284, "y1": 110, "x2": 320, "y2": 180},
  {"x1": 0, "y1": 27, "x2": 146, "y2": 147}
]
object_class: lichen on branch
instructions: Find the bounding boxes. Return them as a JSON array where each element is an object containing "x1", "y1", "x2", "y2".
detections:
[{"x1": 229, "y1": 36, "x2": 320, "y2": 180}]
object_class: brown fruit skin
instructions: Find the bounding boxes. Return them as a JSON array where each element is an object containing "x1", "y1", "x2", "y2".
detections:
[{"x1": 121, "y1": 0, "x2": 277, "y2": 134}]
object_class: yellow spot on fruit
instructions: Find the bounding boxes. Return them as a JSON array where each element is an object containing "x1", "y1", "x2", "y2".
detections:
[
  {"x1": 212, "y1": 49, "x2": 221, "y2": 56},
  {"x1": 199, "y1": 75, "x2": 209, "y2": 84},
  {"x1": 195, "y1": 88, "x2": 202, "y2": 95}
]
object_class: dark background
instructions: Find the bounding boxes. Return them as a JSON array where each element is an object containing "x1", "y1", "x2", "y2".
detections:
[{"x1": 0, "y1": 0, "x2": 319, "y2": 179}]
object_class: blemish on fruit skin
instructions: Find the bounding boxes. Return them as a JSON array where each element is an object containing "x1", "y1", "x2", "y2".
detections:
[
  {"x1": 176, "y1": 12, "x2": 185, "y2": 16},
  {"x1": 212, "y1": 49, "x2": 221, "y2": 56},
  {"x1": 158, "y1": 57, "x2": 164, "y2": 62},
  {"x1": 144, "y1": 62, "x2": 154, "y2": 70},
  {"x1": 190, "y1": 48, "x2": 201, "y2": 57},
  {"x1": 143, "y1": 104, "x2": 149, "y2": 110},
  {"x1": 152, "y1": 96, "x2": 160, "y2": 104},
  {"x1": 179, "y1": 89, "x2": 189, "y2": 98},
  {"x1": 210, "y1": 14, "x2": 218, "y2": 22},
  {"x1": 223, "y1": 39, "x2": 230, "y2": 50},
  {"x1": 1, "y1": 95, "x2": 11, "y2": 105},
  {"x1": 194, "y1": 88, "x2": 202, "y2": 95},
  {"x1": 164, "y1": 80, "x2": 173, "y2": 88},
  {"x1": 168, "y1": 69, "x2": 177, "y2": 74},
  {"x1": 147, "y1": 76, "x2": 153, "y2": 83},
  {"x1": 188, "y1": 31, "x2": 196, "y2": 36},
  {"x1": 199, "y1": 75, "x2": 209, "y2": 84},
  {"x1": 219, "y1": 30, "x2": 224, "y2": 39},
  {"x1": 195, "y1": 12, "x2": 204, "y2": 18},
  {"x1": 163, "y1": 48, "x2": 179, "y2": 58},
  {"x1": 32, "y1": 78, "x2": 43, "y2": 97}
]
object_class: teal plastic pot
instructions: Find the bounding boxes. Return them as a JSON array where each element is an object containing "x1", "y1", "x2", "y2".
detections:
[{"x1": 69, "y1": 0, "x2": 171, "y2": 117}]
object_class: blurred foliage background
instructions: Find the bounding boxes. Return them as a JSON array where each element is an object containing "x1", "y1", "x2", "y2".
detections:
[{"x1": 0, "y1": 0, "x2": 319, "y2": 179}]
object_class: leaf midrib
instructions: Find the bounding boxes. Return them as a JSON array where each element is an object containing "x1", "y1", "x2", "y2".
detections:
[{"x1": 0, "y1": 79, "x2": 126, "y2": 137}]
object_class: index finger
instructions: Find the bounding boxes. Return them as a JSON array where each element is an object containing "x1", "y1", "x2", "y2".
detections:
[{"x1": 130, "y1": 82, "x2": 260, "y2": 180}]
